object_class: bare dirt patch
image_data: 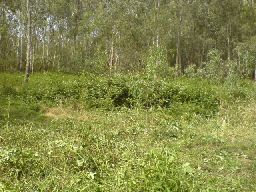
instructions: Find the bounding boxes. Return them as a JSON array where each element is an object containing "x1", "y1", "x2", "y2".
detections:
[{"x1": 44, "y1": 106, "x2": 90, "y2": 121}]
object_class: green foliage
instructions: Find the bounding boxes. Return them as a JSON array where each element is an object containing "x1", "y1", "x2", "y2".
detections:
[
  {"x1": 236, "y1": 36, "x2": 256, "y2": 78},
  {"x1": 225, "y1": 60, "x2": 240, "y2": 82},
  {"x1": 0, "y1": 148, "x2": 44, "y2": 180},
  {"x1": 184, "y1": 64, "x2": 197, "y2": 78},
  {"x1": 2, "y1": 73, "x2": 256, "y2": 118},
  {"x1": 204, "y1": 49, "x2": 225, "y2": 80},
  {"x1": 0, "y1": 73, "x2": 256, "y2": 191},
  {"x1": 2, "y1": 0, "x2": 256, "y2": 78},
  {"x1": 145, "y1": 46, "x2": 168, "y2": 79},
  {"x1": 71, "y1": 75, "x2": 220, "y2": 116},
  {"x1": 240, "y1": 51, "x2": 256, "y2": 77},
  {"x1": 186, "y1": 49, "x2": 244, "y2": 82}
]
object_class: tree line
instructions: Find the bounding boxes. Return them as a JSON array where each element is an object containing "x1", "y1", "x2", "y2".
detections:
[{"x1": 1, "y1": 0, "x2": 256, "y2": 78}]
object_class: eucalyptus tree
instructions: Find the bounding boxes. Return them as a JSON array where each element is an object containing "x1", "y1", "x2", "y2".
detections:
[
  {"x1": 24, "y1": 0, "x2": 31, "y2": 82},
  {"x1": 1, "y1": 0, "x2": 256, "y2": 78}
]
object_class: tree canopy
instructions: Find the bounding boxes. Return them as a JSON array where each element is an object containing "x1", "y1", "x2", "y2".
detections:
[{"x1": 0, "y1": 0, "x2": 256, "y2": 77}]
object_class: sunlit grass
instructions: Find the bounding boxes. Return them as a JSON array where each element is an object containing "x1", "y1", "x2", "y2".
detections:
[{"x1": 0, "y1": 73, "x2": 255, "y2": 191}]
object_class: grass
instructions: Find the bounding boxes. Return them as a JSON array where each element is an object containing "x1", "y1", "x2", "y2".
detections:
[{"x1": 0, "y1": 73, "x2": 256, "y2": 191}]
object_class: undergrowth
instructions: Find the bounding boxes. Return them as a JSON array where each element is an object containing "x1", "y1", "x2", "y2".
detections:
[
  {"x1": 0, "y1": 73, "x2": 255, "y2": 191},
  {"x1": 1, "y1": 72, "x2": 255, "y2": 117}
]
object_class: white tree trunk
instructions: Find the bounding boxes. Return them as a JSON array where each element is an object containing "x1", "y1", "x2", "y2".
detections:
[{"x1": 25, "y1": 0, "x2": 31, "y2": 82}]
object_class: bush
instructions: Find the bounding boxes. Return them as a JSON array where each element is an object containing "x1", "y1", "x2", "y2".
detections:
[
  {"x1": 204, "y1": 49, "x2": 225, "y2": 80},
  {"x1": 81, "y1": 75, "x2": 220, "y2": 116},
  {"x1": 184, "y1": 64, "x2": 197, "y2": 78},
  {"x1": 0, "y1": 73, "x2": 225, "y2": 116},
  {"x1": 145, "y1": 46, "x2": 168, "y2": 79},
  {"x1": 0, "y1": 148, "x2": 45, "y2": 180}
]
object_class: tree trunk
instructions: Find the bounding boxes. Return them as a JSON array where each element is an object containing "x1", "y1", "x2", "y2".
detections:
[
  {"x1": 109, "y1": 39, "x2": 114, "y2": 74},
  {"x1": 47, "y1": 26, "x2": 50, "y2": 70},
  {"x1": 176, "y1": 8, "x2": 182, "y2": 74},
  {"x1": 19, "y1": 35, "x2": 23, "y2": 71},
  {"x1": 17, "y1": 35, "x2": 19, "y2": 70},
  {"x1": 17, "y1": 9, "x2": 23, "y2": 72},
  {"x1": 42, "y1": 26, "x2": 46, "y2": 70},
  {"x1": 176, "y1": 33, "x2": 181, "y2": 73},
  {"x1": 227, "y1": 20, "x2": 232, "y2": 61},
  {"x1": 31, "y1": 46, "x2": 34, "y2": 73},
  {"x1": 156, "y1": 0, "x2": 160, "y2": 48},
  {"x1": 25, "y1": 0, "x2": 31, "y2": 83}
]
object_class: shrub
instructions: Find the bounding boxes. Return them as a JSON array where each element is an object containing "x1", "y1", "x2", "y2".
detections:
[
  {"x1": 0, "y1": 148, "x2": 45, "y2": 180},
  {"x1": 0, "y1": 73, "x2": 222, "y2": 116},
  {"x1": 145, "y1": 46, "x2": 168, "y2": 79},
  {"x1": 204, "y1": 49, "x2": 225, "y2": 80},
  {"x1": 184, "y1": 64, "x2": 196, "y2": 78}
]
